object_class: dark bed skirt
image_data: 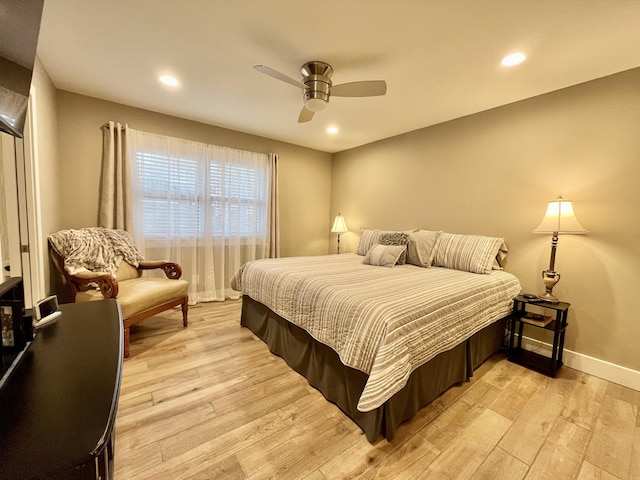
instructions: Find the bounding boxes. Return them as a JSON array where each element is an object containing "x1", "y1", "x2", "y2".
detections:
[{"x1": 240, "y1": 295, "x2": 506, "y2": 443}]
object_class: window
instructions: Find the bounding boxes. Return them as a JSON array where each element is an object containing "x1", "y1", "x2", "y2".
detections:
[{"x1": 133, "y1": 146, "x2": 269, "y2": 240}]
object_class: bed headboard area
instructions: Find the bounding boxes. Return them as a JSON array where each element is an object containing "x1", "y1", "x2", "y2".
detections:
[{"x1": 355, "y1": 227, "x2": 508, "y2": 273}]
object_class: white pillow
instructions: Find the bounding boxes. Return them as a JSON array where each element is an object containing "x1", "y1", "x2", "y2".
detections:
[
  {"x1": 433, "y1": 233, "x2": 504, "y2": 274},
  {"x1": 406, "y1": 230, "x2": 442, "y2": 267},
  {"x1": 363, "y1": 244, "x2": 406, "y2": 267}
]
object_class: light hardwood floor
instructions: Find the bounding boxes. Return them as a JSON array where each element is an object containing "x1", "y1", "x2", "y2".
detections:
[{"x1": 114, "y1": 300, "x2": 640, "y2": 480}]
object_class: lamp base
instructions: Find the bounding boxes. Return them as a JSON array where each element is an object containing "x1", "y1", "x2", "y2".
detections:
[
  {"x1": 536, "y1": 291, "x2": 560, "y2": 303},
  {"x1": 540, "y1": 270, "x2": 561, "y2": 303}
]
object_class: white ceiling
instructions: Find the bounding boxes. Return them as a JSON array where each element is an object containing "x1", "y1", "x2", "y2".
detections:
[{"x1": 37, "y1": 0, "x2": 640, "y2": 153}]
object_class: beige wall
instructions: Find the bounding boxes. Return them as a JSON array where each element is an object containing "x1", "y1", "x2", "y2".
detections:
[
  {"x1": 331, "y1": 68, "x2": 640, "y2": 372},
  {"x1": 55, "y1": 91, "x2": 333, "y2": 259}
]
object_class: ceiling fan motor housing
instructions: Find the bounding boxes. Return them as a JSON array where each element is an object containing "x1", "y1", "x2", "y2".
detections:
[{"x1": 301, "y1": 61, "x2": 332, "y2": 112}]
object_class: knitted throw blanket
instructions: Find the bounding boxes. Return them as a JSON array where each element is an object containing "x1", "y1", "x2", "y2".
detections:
[{"x1": 49, "y1": 227, "x2": 144, "y2": 276}]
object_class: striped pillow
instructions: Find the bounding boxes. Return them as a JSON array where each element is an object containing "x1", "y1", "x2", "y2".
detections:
[
  {"x1": 356, "y1": 228, "x2": 381, "y2": 256},
  {"x1": 433, "y1": 233, "x2": 504, "y2": 274},
  {"x1": 363, "y1": 244, "x2": 405, "y2": 267}
]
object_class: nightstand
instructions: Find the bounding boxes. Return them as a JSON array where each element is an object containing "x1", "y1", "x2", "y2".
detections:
[{"x1": 507, "y1": 295, "x2": 570, "y2": 377}]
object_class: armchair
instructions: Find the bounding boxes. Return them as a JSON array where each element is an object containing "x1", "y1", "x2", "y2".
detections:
[{"x1": 48, "y1": 228, "x2": 188, "y2": 358}]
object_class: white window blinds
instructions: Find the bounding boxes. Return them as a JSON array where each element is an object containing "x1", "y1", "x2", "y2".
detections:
[{"x1": 132, "y1": 139, "x2": 268, "y2": 240}]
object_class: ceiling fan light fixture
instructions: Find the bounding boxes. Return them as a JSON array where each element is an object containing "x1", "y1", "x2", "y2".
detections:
[
  {"x1": 305, "y1": 97, "x2": 328, "y2": 112},
  {"x1": 254, "y1": 60, "x2": 387, "y2": 123}
]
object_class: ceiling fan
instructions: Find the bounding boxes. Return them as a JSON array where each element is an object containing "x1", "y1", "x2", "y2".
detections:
[{"x1": 253, "y1": 61, "x2": 387, "y2": 123}]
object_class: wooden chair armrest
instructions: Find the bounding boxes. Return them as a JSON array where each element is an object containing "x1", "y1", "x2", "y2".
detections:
[
  {"x1": 69, "y1": 271, "x2": 119, "y2": 299},
  {"x1": 138, "y1": 261, "x2": 183, "y2": 279}
]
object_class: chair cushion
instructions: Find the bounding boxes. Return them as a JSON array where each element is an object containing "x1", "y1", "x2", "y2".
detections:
[
  {"x1": 115, "y1": 261, "x2": 142, "y2": 281},
  {"x1": 76, "y1": 278, "x2": 188, "y2": 320}
]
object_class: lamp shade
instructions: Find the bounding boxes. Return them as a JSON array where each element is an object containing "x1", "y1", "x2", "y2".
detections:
[
  {"x1": 533, "y1": 197, "x2": 588, "y2": 234},
  {"x1": 331, "y1": 213, "x2": 348, "y2": 234}
]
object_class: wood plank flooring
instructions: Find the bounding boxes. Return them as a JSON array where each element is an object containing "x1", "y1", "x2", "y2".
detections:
[{"x1": 114, "y1": 300, "x2": 640, "y2": 480}]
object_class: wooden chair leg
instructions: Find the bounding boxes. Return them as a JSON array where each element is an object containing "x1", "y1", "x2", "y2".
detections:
[
  {"x1": 123, "y1": 326, "x2": 130, "y2": 358},
  {"x1": 181, "y1": 300, "x2": 188, "y2": 327}
]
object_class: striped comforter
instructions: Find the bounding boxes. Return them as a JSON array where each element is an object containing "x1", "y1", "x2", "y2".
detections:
[{"x1": 231, "y1": 253, "x2": 521, "y2": 412}]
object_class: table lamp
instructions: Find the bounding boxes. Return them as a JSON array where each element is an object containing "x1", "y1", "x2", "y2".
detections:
[
  {"x1": 331, "y1": 213, "x2": 348, "y2": 254},
  {"x1": 532, "y1": 196, "x2": 588, "y2": 302}
]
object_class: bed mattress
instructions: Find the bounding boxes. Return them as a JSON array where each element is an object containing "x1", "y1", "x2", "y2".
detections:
[{"x1": 231, "y1": 253, "x2": 521, "y2": 412}]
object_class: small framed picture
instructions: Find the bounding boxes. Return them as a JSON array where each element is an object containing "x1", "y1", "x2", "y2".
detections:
[
  {"x1": 0, "y1": 302, "x2": 26, "y2": 350},
  {"x1": 1, "y1": 305, "x2": 14, "y2": 348}
]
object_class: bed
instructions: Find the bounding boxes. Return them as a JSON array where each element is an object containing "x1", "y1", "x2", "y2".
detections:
[{"x1": 231, "y1": 230, "x2": 521, "y2": 442}]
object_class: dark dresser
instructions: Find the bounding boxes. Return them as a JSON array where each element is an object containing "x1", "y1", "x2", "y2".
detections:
[{"x1": 0, "y1": 299, "x2": 123, "y2": 479}]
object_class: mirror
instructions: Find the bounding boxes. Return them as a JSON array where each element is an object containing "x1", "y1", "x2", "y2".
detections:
[
  {"x1": 0, "y1": 132, "x2": 23, "y2": 283},
  {"x1": 0, "y1": 0, "x2": 43, "y2": 139}
]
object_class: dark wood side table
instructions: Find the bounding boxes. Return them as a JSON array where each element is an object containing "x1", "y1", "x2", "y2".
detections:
[
  {"x1": 507, "y1": 295, "x2": 570, "y2": 377},
  {"x1": 0, "y1": 299, "x2": 123, "y2": 479}
]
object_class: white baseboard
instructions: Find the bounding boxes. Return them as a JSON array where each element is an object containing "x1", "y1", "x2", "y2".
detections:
[{"x1": 519, "y1": 336, "x2": 640, "y2": 392}]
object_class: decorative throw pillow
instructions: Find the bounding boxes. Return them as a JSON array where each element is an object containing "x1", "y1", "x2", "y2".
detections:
[
  {"x1": 356, "y1": 228, "x2": 417, "y2": 256},
  {"x1": 406, "y1": 230, "x2": 442, "y2": 267},
  {"x1": 363, "y1": 244, "x2": 405, "y2": 267},
  {"x1": 356, "y1": 228, "x2": 381, "y2": 256},
  {"x1": 432, "y1": 232, "x2": 504, "y2": 274},
  {"x1": 378, "y1": 232, "x2": 409, "y2": 265}
]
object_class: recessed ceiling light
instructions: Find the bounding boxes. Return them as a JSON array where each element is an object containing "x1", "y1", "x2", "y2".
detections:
[
  {"x1": 159, "y1": 75, "x2": 179, "y2": 86},
  {"x1": 326, "y1": 127, "x2": 339, "y2": 134},
  {"x1": 501, "y1": 52, "x2": 526, "y2": 67}
]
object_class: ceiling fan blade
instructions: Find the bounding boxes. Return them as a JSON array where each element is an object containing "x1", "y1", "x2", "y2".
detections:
[
  {"x1": 331, "y1": 80, "x2": 387, "y2": 97},
  {"x1": 253, "y1": 65, "x2": 307, "y2": 89},
  {"x1": 298, "y1": 106, "x2": 314, "y2": 123}
]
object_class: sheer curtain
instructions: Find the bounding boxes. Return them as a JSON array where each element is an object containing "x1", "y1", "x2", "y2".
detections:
[{"x1": 124, "y1": 128, "x2": 277, "y2": 303}]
